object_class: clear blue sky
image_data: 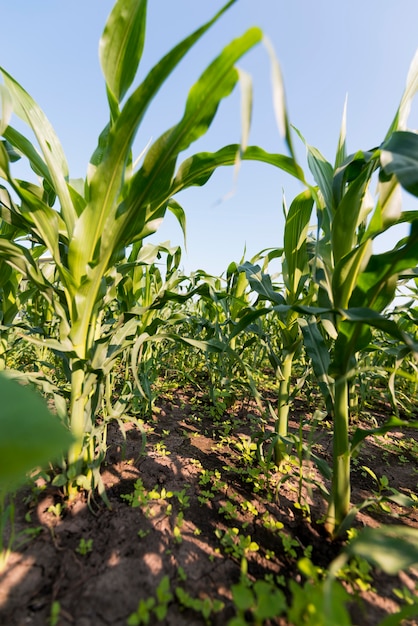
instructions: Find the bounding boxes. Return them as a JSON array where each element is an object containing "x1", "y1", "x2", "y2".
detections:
[{"x1": 1, "y1": 1, "x2": 418, "y2": 277}]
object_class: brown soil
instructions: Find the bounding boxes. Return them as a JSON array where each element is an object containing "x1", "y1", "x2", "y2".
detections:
[{"x1": 1, "y1": 388, "x2": 417, "y2": 626}]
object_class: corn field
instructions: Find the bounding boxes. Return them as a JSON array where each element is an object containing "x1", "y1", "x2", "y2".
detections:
[{"x1": 1, "y1": 2, "x2": 418, "y2": 624}]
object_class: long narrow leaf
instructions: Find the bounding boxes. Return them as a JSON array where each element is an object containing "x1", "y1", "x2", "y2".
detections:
[
  {"x1": 71, "y1": 2, "x2": 240, "y2": 289},
  {"x1": 99, "y1": 0, "x2": 147, "y2": 106},
  {"x1": 346, "y1": 525, "x2": 418, "y2": 575},
  {"x1": 171, "y1": 144, "x2": 305, "y2": 196},
  {"x1": 283, "y1": 189, "x2": 314, "y2": 298},
  {"x1": 0, "y1": 69, "x2": 76, "y2": 234}
]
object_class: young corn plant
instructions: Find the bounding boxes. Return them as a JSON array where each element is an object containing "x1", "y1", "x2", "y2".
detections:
[
  {"x1": 236, "y1": 190, "x2": 316, "y2": 464},
  {"x1": 0, "y1": 0, "x2": 264, "y2": 498},
  {"x1": 297, "y1": 53, "x2": 418, "y2": 537}
]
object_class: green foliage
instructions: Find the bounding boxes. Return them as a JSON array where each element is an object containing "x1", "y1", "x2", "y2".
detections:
[
  {"x1": 75, "y1": 537, "x2": 93, "y2": 556},
  {"x1": 0, "y1": 0, "x2": 263, "y2": 497},
  {"x1": 229, "y1": 579, "x2": 286, "y2": 625},
  {"x1": 0, "y1": 373, "x2": 72, "y2": 491}
]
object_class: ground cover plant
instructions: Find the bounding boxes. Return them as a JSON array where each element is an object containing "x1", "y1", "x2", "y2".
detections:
[{"x1": 1, "y1": 0, "x2": 418, "y2": 624}]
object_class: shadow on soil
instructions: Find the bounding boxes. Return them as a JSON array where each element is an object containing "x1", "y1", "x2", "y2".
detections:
[{"x1": 1, "y1": 391, "x2": 417, "y2": 625}]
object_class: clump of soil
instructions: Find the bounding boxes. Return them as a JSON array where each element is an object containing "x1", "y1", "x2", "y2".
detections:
[{"x1": 1, "y1": 388, "x2": 417, "y2": 625}]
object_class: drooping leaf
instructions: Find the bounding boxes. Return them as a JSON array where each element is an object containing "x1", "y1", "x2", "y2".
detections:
[
  {"x1": 263, "y1": 36, "x2": 297, "y2": 162},
  {"x1": 167, "y1": 198, "x2": 187, "y2": 248},
  {"x1": 351, "y1": 415, "x2": 418, "y2": 453},
  {"x1": 239, "y1": 262, "x2": 284, "y2": 305},
  {"x1": 3, "y1": 126, "x2": 51, "y2": 181},
  {"x1": 347, "y1": 525, "x2": 418, "y2": 575},
  {"x1": 299, "y1": 316, "x2": 333, "y2": 402},
  {"x1": 172, "y1": 144, "x2": 305, "y2": 195},
  {"x1": 0, "y1": 68, "x2": 76, "y2": 234}
]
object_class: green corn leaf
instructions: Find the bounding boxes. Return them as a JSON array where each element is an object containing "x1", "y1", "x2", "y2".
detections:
[
  {"x1": 381, "y1": 130, "x2": 418, "y2": 197},
  {"x1": 334, "y1": 96, "x2": 348, "y2": 169},
  {"x1": 351, "y1": 415, "x2": 418, "y2": 453},
  {"x1": 331, "y1": 164, "x2": 373, "y2": 266},
  {"x1": 0, "y1": 68, "x2": 76, "y2": 234},
  {"x1": 367, "y1": 176, "x2": 402, "y2": 237},
  {"x1": 100, "y1": 0, "x2": 147, "y2": 106},
  {"x1": 332, "y1": 239, "x2": 372, "y2": 309},
  {"x1": 336, "y1": 307, "x2": 418, "y2": 361},
  {"x1": 387, "y1": 48, "x2": 418, "y2": 136},
  {"x1": 3, "y1": 126, "x2": 51, "y2": 182},
  {"x1": 239, "y1": 262, "x2": 284, "y2": 305},
  {"x1": 0, "y1": 374, "x2": 73, "y2": 490},
  {"x1": 71, "y1": 3, "x2": 242, "y2": 292},
  {"x1": 10, "y1": 180, "x2": 61, "y2": 262},
  {"x1": 283, "y1": 189, "x2": 314, "y2": 298},
  {"x1": 228, "y1": 306, "x2": 272, "y2": 341},
  {"x1": 172, "y1": 145, "x2": 305, "y2": 195},
  {"x1": 346, "y1": 525, "x2": 418, "y2": 575},
  {"x1": 294, "y1": 127, "x2": 334, "y2": 212},
  {"x1": 263, "y1": 36, "x2": 297, "y2": 162},
  {"x1": 299, "y1": 316, "x2": 333, "y2": 402},
  {"x1": 0, "y1": 84, "x2": 12, "y2": 135},
  {"x1": 352, "y1": 220, "x2": 418, "y2": 310},
  {"x1": 0, "y1": 238, "x2": 51, "y2": 292},
  {"x1": 122, "y1": 27, "x2": 263, "y2": 235},
  {"x1": 167, "y1": 198, "x2": 186, "y2": 248}
]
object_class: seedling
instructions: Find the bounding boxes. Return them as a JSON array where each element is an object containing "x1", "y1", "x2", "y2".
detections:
[
  {"x1": 127, "y1": 576, "x2": 173, "y2": 625},
  {"x1": 47, "y1": 502, "x2": 63, "y2": 518},
  {"x1": 215, "y1": 527, "x2": 259, "y2": 575},
  {"x1": 137, "y1": 529, "x2": 150, "y2": 540},
  {"x1": 173, "y1": 511, "x2": 184, "y2": 544},
  {"x1": 76, "y1": 537, "x2": 93, "y2": 556},
  {"x1": 175, "y1": 587, "x2": 224, "y2": 623},
  {"x1": 229, "y1": 579, "x2": 286, "y2": 626},
  {"x1": 48, "y1": 601, "x2": 61, "y2": 626}
]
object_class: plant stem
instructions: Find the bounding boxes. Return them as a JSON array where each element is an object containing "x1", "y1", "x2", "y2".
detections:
[
  {"x1": 325, "y1": 375, "x2": 350, "y2": 538},
  {"x1": 274, "y1": 350, "x2": 294, "y2": 465},
  {"x1": 67, "y1": 363, "x2": 87, "y2": 495}
]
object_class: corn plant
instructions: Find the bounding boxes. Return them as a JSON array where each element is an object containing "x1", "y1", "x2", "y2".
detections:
[
  {"x1": 225, "y1": 50, "x2": 418, "y2": 536},
  {"x1": 237, "y1": 190, "x2": 317, "y2": 464},
  {"x1": 0, "y1": 0, "x2": 265, "y2": 498},
  {"x1": 296, "y1": 55, "x2": 418, "y2": 537}
]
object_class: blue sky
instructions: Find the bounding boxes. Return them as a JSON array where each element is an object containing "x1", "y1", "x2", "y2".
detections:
[{"x1": 1, "y1": 1, "x2": 418, "y2": 277}]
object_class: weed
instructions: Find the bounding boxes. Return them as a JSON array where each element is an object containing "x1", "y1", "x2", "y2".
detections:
[
  {"x1": 137, "y1": 529, "x2": 150, "y2": 540},
  {"x1": 229, "y1": 579, "x2": 286, "y2": 626},
  {"x1": 47, "y1": 503, "x2": 63, "y2": 518},
  {"x1": 48, "y1": 601, "x2": 61, "y2": 626},
  {"x1": 175, "y1": 587, "x2": 224, "y2": 623},
  {"x1": 215, "y1": 527, "x2": 259, "y2": 575},
  {"x1": 76, "y1": 538, "x2": 93, "y2": 556},
  {"x1": 127, "y1": 576, "x2": 173, "y2": 625}
]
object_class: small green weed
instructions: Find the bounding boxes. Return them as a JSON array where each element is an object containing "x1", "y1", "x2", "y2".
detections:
[
  {"x1": 175, "y1": 587, "x2": 224, "y2": 623},
  {"x1": 76, "y1": 538, "x2": 93, "y2": 556},
  {"x1": 228, "y1": 579, "x2": 286, "y2": 626},
  {"x1": 127, "y1": 576, "x2": 173, "y2": 625}
]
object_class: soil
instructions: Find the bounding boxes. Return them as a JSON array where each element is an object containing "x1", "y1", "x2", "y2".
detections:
[{"x1": 1, "y1": 387, "x2": 417, "y2": 626}]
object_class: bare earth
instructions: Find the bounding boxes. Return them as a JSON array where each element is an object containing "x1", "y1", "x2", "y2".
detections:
[{"x1": 1, "y1": 388, "x2": 417, "y2": 625}]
